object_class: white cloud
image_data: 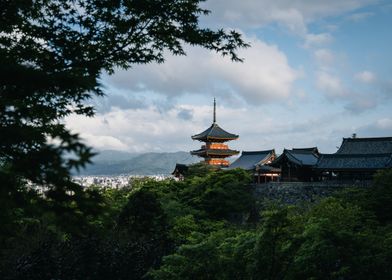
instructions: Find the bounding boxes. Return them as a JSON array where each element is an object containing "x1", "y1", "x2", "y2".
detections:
[
  {"x1": 316, "y1": 70, "x2": 380, "y2": 113},
  {"x1": 346, "y1": 12, "x2": 374, "y2": 22},
  {"x1": 314, "y1": 49, "x2": 335, "y2": 66},
  {"x1": 66, "y1": 105, "x2": 228, "y2": 153},
  {"x1": 358, "y1": 118, "x2": 392, "y2": 136},
  {"x1": 316, "y1": 71, "x2": 347, "y2": 98},
  {"x1": 354, "y1": 71, "x2": 376, "y2": 83},
  {"x1": 65, "y1": 103, "x2": 346, "y2": 154},
  {"x1": 345, "y1": 95, "x2": 378, "y2": 113},
  {"x1": 203, "y1": 0, "x2": 376, "y2": 33},
  {"x1": 304, "y1": 33, "x2": 333, "y2": 48},
  {"x1": 104, "y1": 37, "x2": 299, "y2": 105},
  {"x1": 375, "y1": 118, "x2": 392, "y2": 130},
  {"x1": 81, "y1": 134, "x2": 129, "y2": 151}
]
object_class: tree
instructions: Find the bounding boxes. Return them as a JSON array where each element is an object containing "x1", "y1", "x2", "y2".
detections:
[
  {"x1": 0, "y1": 0, "x2": 248, "y2": 227},
  {"x1": 181, "y1": 169, "x2": 254, "y2": 221}
]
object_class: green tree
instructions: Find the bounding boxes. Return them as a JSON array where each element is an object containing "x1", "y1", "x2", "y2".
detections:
[
  {"x1": 182, "y1": 169, "x2": 254, "y2": 221},
  {"x1": 291, "y1": 198, "x2": 389, "y2": 280},
  {"x1": 252, "y1": 206, "x2": 303, "y2": 280},
  {"x1": 0, "y1": 0, "x2": 248, "y2": 216}
]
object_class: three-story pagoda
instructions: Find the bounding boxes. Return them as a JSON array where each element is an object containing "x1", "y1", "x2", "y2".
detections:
[{"x1": 191, "y1": 99, "x2": 239, "y2": 166}]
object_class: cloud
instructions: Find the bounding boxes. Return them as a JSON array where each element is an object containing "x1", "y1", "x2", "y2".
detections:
[
  {"x1": 313, "y1": 49, "x2": 335, "y2": 66},
  {"x1": 354, "y1": 71, "x2": 376, "y2": 83},
  {"x1": 315, "y1": 70, "x2": 387, "y2": 114},
  {"x1": 103, "y1": 37, "x2": 299, "y2": 105},
  {"x1": 203, "y1": 0, "x2": 376, "y2": 33},
  {"x1": 316, "y1": 70, "x2": 381, "y2": 113},
  {"x1": 346, "y1": 12, "x2": 374, "y2": 22},
  {"x1": 80, "y1": 134, "x2": 129, "y2": 151},
  {"x1": 65, "y1": 105, "x2": 221, "y2": 153},
  {"x1": 344, "y1": 95, "x2": 378, "y2": 114},
  {"x1": 177, "y1": 108, "x2": 193, "y2": 120},
  {"x1": 357, "y1": 118, "x2": 392, "y2": 136},
  {"x1": 316, "y1": 71, "x2": 347, "y2": 98},
  {"x1": 304, "y1": 33, "x2": 333, "y2": 48},
  {"x1": 92, "y1": 94, "x2": 148, "y2": 113},
  {"x1": 65, "y1": 99, "x2": 351, "y2": 154}
]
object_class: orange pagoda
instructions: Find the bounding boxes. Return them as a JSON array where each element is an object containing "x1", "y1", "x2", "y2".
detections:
[{"x1": 191, "y1": 99, "x2": 239, "y2": 166}]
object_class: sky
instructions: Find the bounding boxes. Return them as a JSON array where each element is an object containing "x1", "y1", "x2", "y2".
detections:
[{"x1": 66, "y1": 0, "x2": 392, "y2": 155}]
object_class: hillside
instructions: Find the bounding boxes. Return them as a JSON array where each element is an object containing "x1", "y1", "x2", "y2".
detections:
[{"x1": 76, "y1": 151, "x2": 200, "y2": 176}]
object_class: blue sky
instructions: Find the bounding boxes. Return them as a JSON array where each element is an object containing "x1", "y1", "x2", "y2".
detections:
[{"x1": 66, "y1": 0, "x2": 392, "y2": 155}]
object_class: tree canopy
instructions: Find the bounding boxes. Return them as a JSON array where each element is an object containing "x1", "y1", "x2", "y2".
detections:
[{"x1": 0, "y1": 0, "x2": 248, "y2": 210}]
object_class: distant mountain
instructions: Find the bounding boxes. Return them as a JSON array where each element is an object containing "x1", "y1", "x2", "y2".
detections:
[
  {"x1": 91, "y1": 150, "x2": 139, "y2": 163},
  {"x1": 76, "y1": 151, "x2": 200, "y2": 176}
]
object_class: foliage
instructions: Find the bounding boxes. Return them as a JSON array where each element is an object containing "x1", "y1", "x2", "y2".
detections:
[
  {"x1": 181, "y1": 168, "x2": 254, "y2": 220},
  {"x1": 2, "y1": 168, "x2": 392, "y2": 279},
  {"x1": 184, "y1": 162, "x2": 218, "y2": 179},
  {"x1": 0, "y1": 0, "x2": 248, "y2": 235},
  {"x1": 4, "y1": 1, "x2": 392, "y2": 279}
]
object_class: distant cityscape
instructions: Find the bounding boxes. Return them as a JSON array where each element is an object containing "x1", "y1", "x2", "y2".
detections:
[{"x1": 73, "y1": 175, "x2": 169, "y2": 188}]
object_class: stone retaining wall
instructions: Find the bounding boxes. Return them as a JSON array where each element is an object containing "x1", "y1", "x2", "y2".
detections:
[{"x1": 252, "y1": 181, "x2": 372, "y2": 205}]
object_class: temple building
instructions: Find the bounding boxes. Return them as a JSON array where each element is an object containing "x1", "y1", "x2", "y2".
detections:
[
  {"x1": 316, "y1": 136, "x2": 392, "y2": 181},
  {"x1": 171, "y1": 163, "x2": 188, "y2": 181},
  {"x1": 271, "y1": 147, "x2": 320, "y2": 182},
  {"x1": 228, "y1": 150, "x2": 280, "y2": 183},
  {"x1": 190, "y1": 99, "x2": 239, "y2": 167}
]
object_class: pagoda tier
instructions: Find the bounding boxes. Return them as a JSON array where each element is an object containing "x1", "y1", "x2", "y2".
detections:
[
  {"x1": 191, "y1": 123, "x2": 238, "y2": 143},
  {"x1": 191, "y1": 143, "x2": 239, "y2": 157},
  {"x1": 206, "y1": 158, "x2": 231, "y2": 166},
  {"x1": 190, "y1": 99, "x2": 239, "y2": 167}
]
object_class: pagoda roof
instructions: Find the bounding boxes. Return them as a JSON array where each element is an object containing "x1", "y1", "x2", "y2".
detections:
[
  {"x1": 336, "y1": 137, "x2": 392, "y2": 154},
  {"x1": 228, "y1": 149, "x2": 275, "y2": 170},
  {"x1": 272, "y1": 148, "x2": 319, "y2": 167},
  {"x1": 191, "y1": 123, "x2": 239, "y2": 142},
  {"x1": 315, "y1": 153, "x2": 392, "y2": 170},
  {"x1": 190, "y1": 148, "x2": 239, "y2": 157}
]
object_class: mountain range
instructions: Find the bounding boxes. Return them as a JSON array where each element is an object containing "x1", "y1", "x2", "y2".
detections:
[{"x1": 75, "y1": 150, "x2": 200, "y2": 176}]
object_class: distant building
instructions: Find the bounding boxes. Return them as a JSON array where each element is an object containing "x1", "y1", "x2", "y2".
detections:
[
  {"x1": 271, "y1": 147, "x2": 320, "y2": 182},
  {"x1": 171, "y1": 163, "x2": 188, "y2": 181},
  {"x1": 316, "y1": 137, "x2": 392, "y2": 181},
  {"x1": 190, "y1": 99, "x2": 239, "y2": 167},
  {"x1": 228, "y1": 150, "x2": 280, "y2": 183}
]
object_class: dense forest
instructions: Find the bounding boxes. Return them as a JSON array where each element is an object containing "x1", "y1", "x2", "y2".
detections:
[
  {"x1": 2, "y1": 1, "x2": 392, "y2": 279},
  {"x1": 1, "y1": 165, "x2": 392, "y2": 279}
]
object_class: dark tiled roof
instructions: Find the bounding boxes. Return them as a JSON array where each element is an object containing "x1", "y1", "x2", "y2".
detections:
[
  {"x1": 273, "y1": 148, "x2": 319, "y2": 166},
  {"x1": 191, "y1": 123, "x2": 238, "y2": 142},
  {"x1": 190, "y1": 148, "x2": 239, "y2": 157},
  {"x1": 337, "y1": 137, "x2": 392, "y2": 154},
  {"x1": 316, "y1": 153, "x2": 392, "y2": 170},
  {"x1": 256, "y1": 165, "x2": 281, "y2": 173},
  {"x1": 292, "y1": 147, "x2": 319, "y2": 155},
  {"x1": 171, "y1": 163, "x2": 188, "y2": 175},
  {"x1": 228, "y1": 150, "x2": 275, "y2": 170}
]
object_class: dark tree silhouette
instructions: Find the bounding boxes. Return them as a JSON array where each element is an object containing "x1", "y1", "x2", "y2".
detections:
[{"x1": 0, "y1": 0, "x2": 248, "y2": 207}]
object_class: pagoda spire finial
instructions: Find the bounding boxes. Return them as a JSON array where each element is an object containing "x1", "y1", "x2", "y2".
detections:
[{"x1": 213, "y1": 98, "x2": 216, "y2": 123}]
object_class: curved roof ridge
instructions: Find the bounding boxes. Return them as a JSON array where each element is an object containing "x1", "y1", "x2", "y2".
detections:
[
  {"x1": 242, "y1": 149, "x2": 274, "y2": 155},
  {"x1": 285, "y1": 150, "x2": 303, "y2": 164},
  {"x1": 342, "y1": 136, "x2": 392, "y2": 141},
  {"x1": 292, "y1": 147, "x2": 318, "y2": 151},
  {"x1": 191, "y1": 122, "x2": 238, "y2": 141},
  {"x1": 337, "y1": 137, "x2": 392, "y2": 154},
  {"x1": 320, "y1": 153, "x2": 392, "y2": 158}
]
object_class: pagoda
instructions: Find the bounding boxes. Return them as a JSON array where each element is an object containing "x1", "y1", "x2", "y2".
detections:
[{"x1": 190, "y1": 99, "x2": 239, "y2": 166}]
